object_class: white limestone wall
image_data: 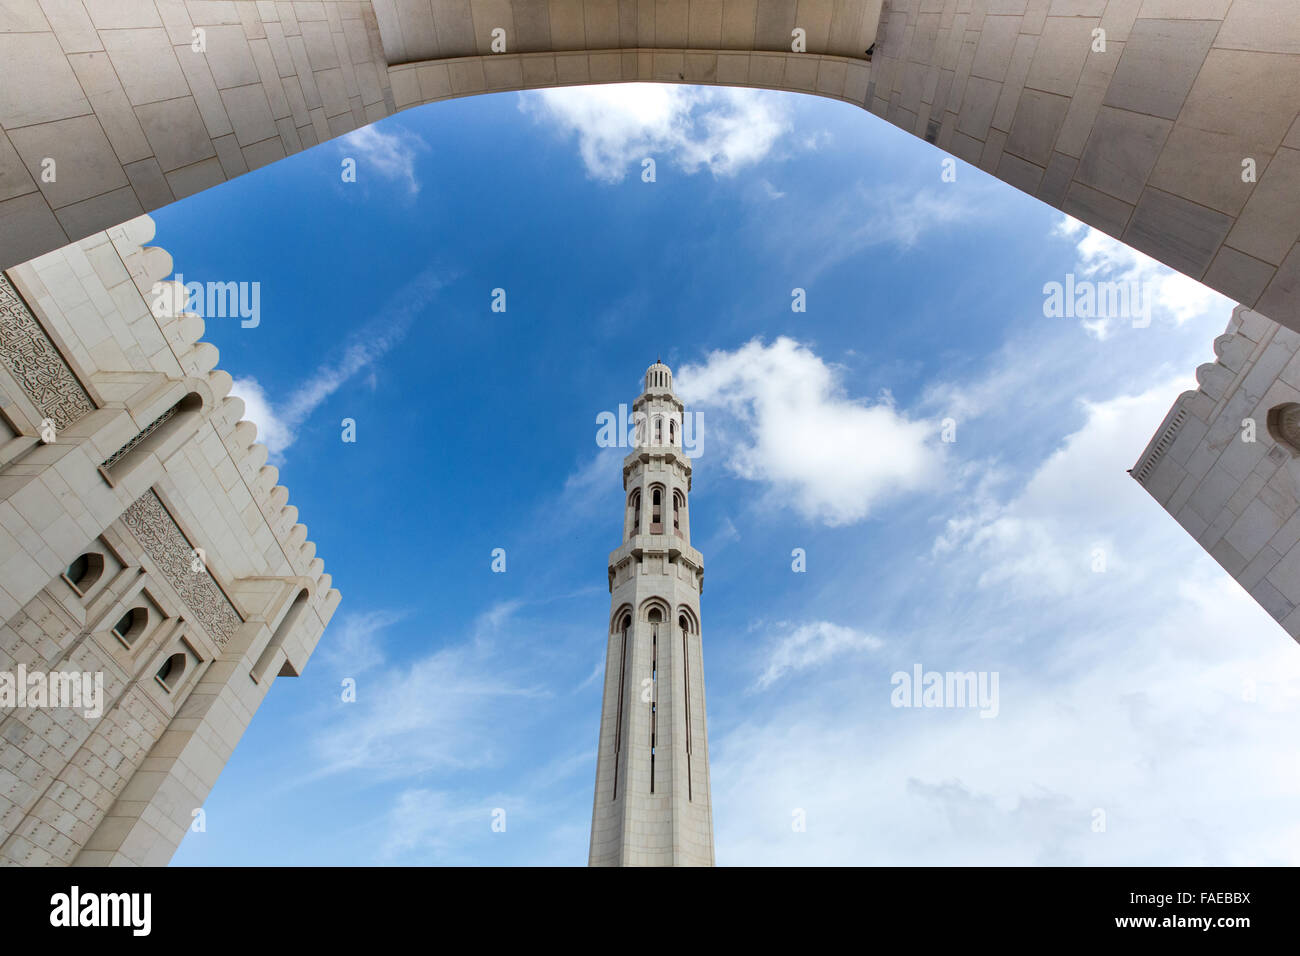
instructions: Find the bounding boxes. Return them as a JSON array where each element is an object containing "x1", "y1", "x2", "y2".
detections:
[
  {"x1": 0, "y1": 0, "x2": 394, "y2": 268},
  {"x1": 861, "y1": 1, "x2": 1300, "y2": 326},
  {"x1": 591, "y1": 566, "x2": 711, "y2": 867},
  {"x1": 1134, "y1": 305, "x2": 1300, "y2": 640},
  {"x1": 4, "y1": 2, "x2": 1299, "y2": 323},
  {"x1": 0, "y1": 214, "x2": 340, "y2": 865},
  {"x1": 590, "y1": 388, "x2": 712, "y2": 867}
]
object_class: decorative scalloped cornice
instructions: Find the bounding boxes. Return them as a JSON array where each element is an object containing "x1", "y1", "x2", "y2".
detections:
[{"x1": 125, "y1": 219, "x2": 339, "y2": 607}]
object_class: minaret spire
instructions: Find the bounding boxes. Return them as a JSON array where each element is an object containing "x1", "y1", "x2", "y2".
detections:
[{"x1": 588, "y1": 362, "x2": 713, "y2": 866}]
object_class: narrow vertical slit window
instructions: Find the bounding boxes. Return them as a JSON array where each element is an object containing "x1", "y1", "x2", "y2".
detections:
[
  {"x1": 613, "y1": 614, "x2": 629, "y2": 801},
  {"x1": 681, "y1": 614, "x2": 692, "y2": 802},
  {"x1": 649, "y1": 611, "x2": 661, "y2": 794}
]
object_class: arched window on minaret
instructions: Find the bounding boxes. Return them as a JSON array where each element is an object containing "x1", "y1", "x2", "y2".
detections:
[
  {"x1": 672, "y1": 490, "x2": 682, "y2": 535},
  {"x1": 654, "y1": 416, "x2": 663, "y2": 444},
  {"x1": 650, "y1": 487, "x2": 663, "y2": 533},
  {"x1": 669, "y1": 419, "x2": 675, "y2": 445},
  {"x1": 647, "y1": 607, "x2": 662, "y2": 794},
  {"x1": 628, "y1": 490, "x2": 641, "y2": 539},
  {"x1": 613, "y1": 610, "x2": 631, "y2": 800},
  {"x1": 679, "y1": 611, "x2": 693, "y2": 800}
]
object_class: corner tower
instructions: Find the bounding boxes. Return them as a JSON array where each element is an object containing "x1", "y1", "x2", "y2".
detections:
[{"x1": 589, "y1": 361, "x2": 713, "y2": 866}]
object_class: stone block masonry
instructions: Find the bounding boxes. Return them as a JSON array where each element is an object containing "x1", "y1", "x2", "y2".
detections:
[
  {"x1": 1135, "y1": 304, "x2": 1300, "y2": 641},
  {"x1": 0, "y1": 213, "x2": 340, "y2": 866},
  {"x1": 2, "y1": 2, "x2": 1298, "y2": 324}
]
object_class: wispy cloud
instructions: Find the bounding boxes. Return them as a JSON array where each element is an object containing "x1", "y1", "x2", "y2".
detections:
[
  {"x1": 677, "y1": 337, "x2": 943, "y2": 526},
  {"x1": 378, "y1": 788, "x2": 497, "y2": 862},
  {"x1": 314, "y1": 609, "x2": 407, "y2": 677},
  {"x1": 307, "y1": 601, "x2": 546, "y2": 782},
  {"x1": 933, "y1": 380, "x2": 1190, "y2": 595},
  {"x1": 563, "y1": 445, "x2": 625, "y2": 505},
  {"x1": 754, "y1": 621, "x2": 882, "y2": 690},
  {"x1": 782, "y1": 182, "x2": 983, "y2": 278},
  {"x1": 339, "y1": 123, "x2": 429, "y2": 194},
  {"x1": 230, "y1": 269, "x2": 448, "y2": 462},
  {"x1": 714, "y1": 377, "x2": 1300, "y2": 865},
  {"x1": 521, "y1": 83, "x2": 792, "y2": 183}
]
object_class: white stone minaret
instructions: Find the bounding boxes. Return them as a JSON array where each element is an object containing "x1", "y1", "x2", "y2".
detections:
[{"x1": 589, "y1": 361, "x2": 714, "y2": 866}]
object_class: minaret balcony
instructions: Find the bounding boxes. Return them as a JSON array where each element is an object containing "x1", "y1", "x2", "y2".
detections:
[
  {"x1": 632, "y1": 393, "x2": 685, "y2": 414},
  {"x1": 622, "y1": 446, "x2": 693, "y2": 483},
  {"x1": 607, "y1": 534, "x2": 704, "y2": 574}
]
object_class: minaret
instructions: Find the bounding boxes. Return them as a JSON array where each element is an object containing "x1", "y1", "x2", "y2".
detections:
[{"x1": 589, "y1": 361, "x2": 714, "y2": 866}]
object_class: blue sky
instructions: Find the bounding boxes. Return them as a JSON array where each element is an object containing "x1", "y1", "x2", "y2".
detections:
[{"x1": 155, "y1": 82, "x2": 1300, "y2": 866}]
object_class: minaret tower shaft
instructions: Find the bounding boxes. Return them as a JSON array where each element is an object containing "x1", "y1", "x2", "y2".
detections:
[{"x1": 589, "y1": 361, "x2": 714, "y2": 866}]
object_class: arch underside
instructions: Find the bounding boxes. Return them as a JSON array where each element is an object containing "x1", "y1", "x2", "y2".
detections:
[{"x1": 0, "y1": 1, "x2": 1296, "y2": 325}]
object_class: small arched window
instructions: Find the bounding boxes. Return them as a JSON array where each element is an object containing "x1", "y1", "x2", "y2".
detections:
[
  {"x1": 155, "y1": 652, "x2": 186, "y2": 691},
  {"x1": 112, "y1": 607, "x2": 148, "y2": 646},
  {"x1": 64, "y1": 552, "x2": 105, "y2": 595},
  {"x1": 669, "y1": 419, "x2": 675, "y2": 444},
  {"x1": 673, "y1": 491, "x2": 682, "y2": 534},
  {"x1": 629, "y1": 490, "x2": 641, "y2": 539},
  {"x1": 651, "y1": 488, "x2": 662, "y2": 533},
  {"x1": 1268, "y1": 403, "x2": 1300, "y2": 456},
  {"x1": 654, "y1": 416, "x2": 663, "y2": 444}
]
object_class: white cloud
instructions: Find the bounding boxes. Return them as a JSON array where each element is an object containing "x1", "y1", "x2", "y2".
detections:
[
  {"x1": 339, "y1": 124, "x2": 428, "y2": 194},
  {"x1": 921, "y1": 213, "x2": 1235, "y2": 432},
  {"x1": 228, "y1": 376, "x2": 293, "y2": 456},
  {"x1": 1052, "y1": 214, "x2": 1233, "y2": 339},
  {"x1": 677, "y1": 337, "x2": 943, "y2": 525},
  {"x1": 713, "y1": 379, "x2": 1300, "y2": 865},
  {"x1": 933, "y1": 378, "x2": 1193, "y2": 596},
  {"x1": 754, "y1": 621, "x2": 882, "y2": 690},
  {"x1": 521, "y1": 83, "x2": 791, "y2": 183}
]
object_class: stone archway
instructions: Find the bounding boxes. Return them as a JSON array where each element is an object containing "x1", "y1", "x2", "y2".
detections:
[{"x1": 1, "y1": 1, "x2": 1297, "y2": 324}]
